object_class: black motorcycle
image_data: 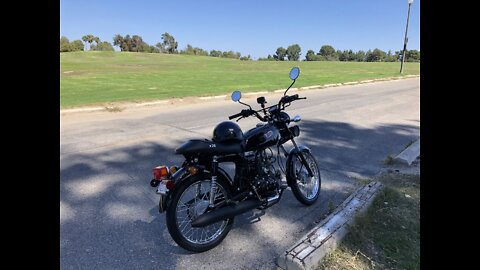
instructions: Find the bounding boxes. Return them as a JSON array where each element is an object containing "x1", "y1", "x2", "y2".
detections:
[{"x1": 150, "y1": 67, "x2": 321, "y2": 252}]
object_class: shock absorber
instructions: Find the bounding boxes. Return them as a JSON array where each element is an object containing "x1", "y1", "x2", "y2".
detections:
[{"x1": 209, "y1": 156, "x2": 218, "y2": 207}]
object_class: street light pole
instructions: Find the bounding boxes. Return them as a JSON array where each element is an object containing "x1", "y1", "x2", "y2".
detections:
[{"x1": 400, "y1": 0, "x2": 413, "y2": 74}]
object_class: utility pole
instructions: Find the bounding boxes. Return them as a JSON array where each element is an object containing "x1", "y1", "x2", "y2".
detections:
[{"x1": 400, "y1": 0, "x2": 413, "y2": 74}]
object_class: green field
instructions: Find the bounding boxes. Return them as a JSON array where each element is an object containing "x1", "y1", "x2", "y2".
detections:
[{"x1": 60, "y1": 51, "x2": 420, "y2": 108}]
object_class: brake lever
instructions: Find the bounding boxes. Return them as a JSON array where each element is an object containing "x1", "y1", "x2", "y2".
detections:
[{"x1": 236, "y1": 116, "x2": 244, "y2": 122}]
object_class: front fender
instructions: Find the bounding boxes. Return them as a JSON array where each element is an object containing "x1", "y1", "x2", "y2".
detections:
[{"x1": 285, "y1": 145, "x2": 312, "y2": 187}]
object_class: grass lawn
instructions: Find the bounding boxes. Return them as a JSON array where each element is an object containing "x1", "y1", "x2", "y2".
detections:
[
  {"x1": 60, "y1": 51, "x2": 420, "y2": 108},
  {"x1": 319, "y1": 171, "x2": 420, "y2": 270}
]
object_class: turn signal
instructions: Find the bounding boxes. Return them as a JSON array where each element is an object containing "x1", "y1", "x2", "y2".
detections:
[
  {"x1": 153, "y1": 165, "x2": 169, "y2": 180},
  {"x1": 169, "y1": 166, "x2": 177, "y2": 174}
]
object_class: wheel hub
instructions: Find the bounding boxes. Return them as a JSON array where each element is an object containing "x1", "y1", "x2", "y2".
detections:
[{"x1": 190, "y1": 200, "x2": 209, "y2": 218}]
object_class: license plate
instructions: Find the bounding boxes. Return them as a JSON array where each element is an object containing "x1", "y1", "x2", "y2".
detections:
[{"x1": 157, "y1": 182, "x2": 167, "y2": 195}]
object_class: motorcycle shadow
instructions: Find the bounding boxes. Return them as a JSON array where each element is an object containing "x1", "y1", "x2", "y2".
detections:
[{"x1": 142, "y1": 206, "x2": 267, "y2": 255}]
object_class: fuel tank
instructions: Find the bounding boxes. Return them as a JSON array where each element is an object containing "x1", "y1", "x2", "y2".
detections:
[{"x1": 244, "y1": 123, "x2": 280, "y2": 152}]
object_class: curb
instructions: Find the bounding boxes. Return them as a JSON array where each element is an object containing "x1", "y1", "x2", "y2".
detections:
[
  {"x1": 276, "y1": 181, "x2": 384, "y2": 270},
  {"x1": 395, "y1": 138, "x2": 420, "y2": 165},
  {"x1": 60, "y1": 75, "x2": 419, "y2": 115}
]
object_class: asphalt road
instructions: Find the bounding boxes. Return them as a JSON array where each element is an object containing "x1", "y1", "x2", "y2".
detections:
[{"x1": 60, "y1": 78, "x2": 420, "y2": 269}]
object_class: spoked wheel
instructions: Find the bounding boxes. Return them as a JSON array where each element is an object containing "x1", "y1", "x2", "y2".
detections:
[
  {"x1": 166, "y1": 174, "x2": 234, "y2": 252},
  {"x1": 290, "y1": 150, "x2": 321, "y2": 205}
]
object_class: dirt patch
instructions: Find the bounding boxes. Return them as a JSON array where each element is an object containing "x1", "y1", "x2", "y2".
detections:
[{"x1": 61, "y1": 70, "x2": 87, "y2": 76}]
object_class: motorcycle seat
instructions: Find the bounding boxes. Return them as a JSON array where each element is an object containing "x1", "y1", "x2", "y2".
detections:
[{"x1": 175, "y1": 139, "x2": 243, "y2": 156}]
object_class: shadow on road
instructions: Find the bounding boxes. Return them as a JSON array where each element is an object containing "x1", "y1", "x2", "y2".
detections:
[{"x1": 60, "y1": 119, "x2": 418, "y2": 269}]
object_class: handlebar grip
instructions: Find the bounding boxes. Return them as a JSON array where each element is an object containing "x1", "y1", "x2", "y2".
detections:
[{"x1": 228, "y1": 112, "x2": 243, "y2": 120}]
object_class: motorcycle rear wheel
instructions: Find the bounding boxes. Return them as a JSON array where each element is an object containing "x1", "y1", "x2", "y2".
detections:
[{"x1": 166, "y1": 173, "x2": 234, "y2": 252}]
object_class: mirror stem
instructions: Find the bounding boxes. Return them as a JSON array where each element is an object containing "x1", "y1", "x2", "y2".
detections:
[
  {"x1": 238, "y1": 100, "x2": 252, "y2": 110},
  {"x1": 283, "y1": 79, "x2": 296, "y2": 96}
]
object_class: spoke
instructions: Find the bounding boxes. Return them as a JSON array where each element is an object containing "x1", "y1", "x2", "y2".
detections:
[
  {"x1": 201, "y1": 228, "x2": 206, "y2": 242},
  {"x1": 177, "y1": 179, "x2": 229, "y2": 244},
  {"x1": 178, "y1": 217, "x2": 191, "y2": 231}
]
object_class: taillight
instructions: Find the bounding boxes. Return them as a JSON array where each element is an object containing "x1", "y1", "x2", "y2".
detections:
[
  {"x1": 153, "y1": 165, "x2": 169, "y2": 180},
  {"x1": 164, "y1": 180, "x2": 175, "y2": 189}
]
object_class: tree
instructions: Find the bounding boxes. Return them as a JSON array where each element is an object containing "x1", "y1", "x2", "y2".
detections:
[
  {"x1": 113, "y1": 34, "x2": 151, "y2": 52},
  {"x1": 113, "y1": 34, "x2": 125, "y2": 51},
  {"x1": 305, "y1": 50, "x2": 316, "y2": 61},
  {"x1": 123, "y1": 35, "x2": 132, "y2": 51},
  {"x1": 274, "y1": 47, "x2": 287, "y2": 61},
  {"x1": 240, "y1": 55, "x2": 251, "y2": 61},
  {"x1": 130, "y1": 35, "x2": 149, "y2": 52},
  {"x1": 385, "y1": 50, "x2": 397, "y2": 62},
  {"x1": 406, "y1": 50, "x2": 420, "y2": 62},
  {"x1": 155, "y1": 42, "x2": 165, "y2": 53},
  {"x1": 366, "y1": 48, "x2": 386, "y2": 62},
  {"x1": 91, "y1": 41, "x2": 114, "y2": 51},
  {"x1": 181, "y1": 44, "x2": 194, "y2": 54},
  {"x1": 336, "y1": 50, "x2": 342, "y2": 59},
  {"x1": 319, "y1": 45, "x2": 336, "y2": 60},
  {"x1": 209, "y1": 50, "x2": 222, "y2": 57},
  {"x1": 82, "y1": 34, "x2": 93, "y2": 50},
  {"x1": 339, "y1": 50, "x2": 348, "y2": 61},
  {"x1": 82, "y1": 34, "x2": 99, "y2": 50},
  {"x1": 286, "y1": 44, "x2": 301, "y2": 61},
  {"x1": 147, "y1": 46, "x2": 160, "y2": 53},
  {"x1": 60, "y1": 36, "x2": 72, "y2": 52},
  {"x1": 60, "y1": 37, "x2": 85, "y2": 52},
  {"x1": 355, "y1": 50, "x2": 366, "y2": 62},
  {"x1": 71, "y1": 40, "x2": 85, "y2": 51},
  {"x1": 347, "y1": 50, "x2": 355, "y2": 61},
  {"x1": 161, "y1": 32, "x2": 178, "y2": 54},
  {"x1": 181, "y1": 44, "x2": 208, "y2": 56},
  {"x1": 258, "y1": 54, "x2": 276, "y2": 61},
  {"x1": 221, "y1": 50, "x2": 241, "y2": 59}
]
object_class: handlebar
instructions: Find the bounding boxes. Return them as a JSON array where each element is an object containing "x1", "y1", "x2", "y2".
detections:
[
  {"x1": 278, "y1": 94, "x2": 306, "y2": 107},
  {"x1": 228, "y1": 112, "x2": 244, "y2": 120},
  {"x1": 230, "y1": 94, "x2": 306, "y2": 121},
  {"x1": 228, "y1": 109, "x2": 260, "y2": 120}
]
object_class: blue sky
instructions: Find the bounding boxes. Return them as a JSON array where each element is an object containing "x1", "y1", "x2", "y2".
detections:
[{"x1": 60, "y1": 0, "x2": 420, "y2": 59}]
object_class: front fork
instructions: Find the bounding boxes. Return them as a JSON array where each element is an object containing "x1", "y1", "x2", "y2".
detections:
[{"x1": 281, "y1": 138, "x2": 314, "y2": 177}]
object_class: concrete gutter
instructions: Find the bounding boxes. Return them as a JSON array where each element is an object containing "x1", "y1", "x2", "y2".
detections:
[
  {"x1": 395, "y1": 138, "x2": 420, "y2": 165},
  {"x1": 276, "y1": 137, "x2": 420, "y2": 269},
  {"x1": 277, "y1": 181, "x2": 384, "y2": 270}
]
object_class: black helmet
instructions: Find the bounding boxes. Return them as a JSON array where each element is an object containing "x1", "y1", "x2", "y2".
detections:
[{"x1": 212, "y1": 121, "x2": 244, "y2": 143}]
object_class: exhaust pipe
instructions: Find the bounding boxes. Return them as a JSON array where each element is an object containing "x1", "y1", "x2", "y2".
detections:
[{"x1": 191, "y1": 199, "x2": 262, "y2": 227}]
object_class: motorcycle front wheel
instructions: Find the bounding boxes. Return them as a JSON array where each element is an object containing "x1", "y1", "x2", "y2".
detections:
[
  {"x1": 166, "y1": 173, "x2": 234, "y2": 252},
  {"x1": 290, "y1": 150, "x2": 321, "y2": 205}
]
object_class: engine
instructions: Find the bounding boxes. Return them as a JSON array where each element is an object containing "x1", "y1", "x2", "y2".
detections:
[{"x1": 245, "y1": 148, "x2": 282, "y2": 197}]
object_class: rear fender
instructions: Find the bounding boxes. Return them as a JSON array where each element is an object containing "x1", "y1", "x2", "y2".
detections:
[{"x1": 160, "y1": 166, "x2": 233, "y2": 213}]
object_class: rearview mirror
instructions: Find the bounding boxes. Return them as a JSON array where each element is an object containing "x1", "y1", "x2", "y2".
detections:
[
  {"x1": 289, "y1": 67, "x2": 300, "y2": 80},
  {"x1": 231, "y1": 90, "x2": 242, "y2": 102}
]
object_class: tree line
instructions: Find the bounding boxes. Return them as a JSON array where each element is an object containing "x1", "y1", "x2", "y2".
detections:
[
  {"x1": 258, "y1": 44, "x2": 419, "y2": 62},
  {"x1": 60, "y1": 34, "x2": 114, "y2": 52},
  {"x1": 60, "y1": 33, "x2": 419, "y2": 62},
  {"x1": 60, "y1": 32, "x2": 250, "y2": 60}
]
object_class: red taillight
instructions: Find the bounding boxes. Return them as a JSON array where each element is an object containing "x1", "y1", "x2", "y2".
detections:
[
  {"x1": 153, "y1": 165, "x2": 169, "y2": 180},
  {"x1": 165, "y1": 180, "x2": 175, "y2": 189}
]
